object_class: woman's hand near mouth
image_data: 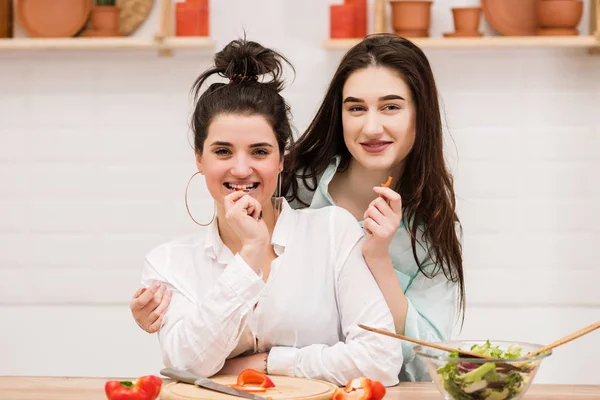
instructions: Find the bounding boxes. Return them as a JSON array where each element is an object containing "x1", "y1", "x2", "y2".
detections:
[
  {"x1": 362, "y1": 186, "x2": 402, "y2": 261},
  {"x1": 224, "y1": 190, "x2": 269, "y2": 271}
]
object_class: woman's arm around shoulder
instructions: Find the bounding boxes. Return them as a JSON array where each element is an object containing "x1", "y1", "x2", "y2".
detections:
[{"x1": 142, "y1": 240, "x2": 266, "y2": 378}]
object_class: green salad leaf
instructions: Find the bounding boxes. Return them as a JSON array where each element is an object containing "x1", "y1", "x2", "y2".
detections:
[
  {"x1": 467, "y1": 340, "x2": 523, "y2": 359},
  {"x1": 435, "y1": 342, "x2": 529, "y2": 400}
]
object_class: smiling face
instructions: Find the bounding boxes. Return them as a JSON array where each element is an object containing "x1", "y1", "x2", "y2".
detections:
[
  {"x1": 341, "y1": 66, "x2": 416, "y2": 172},
  {"x1": 196, "y1": 113, "x2": 283, "y2": 210}
]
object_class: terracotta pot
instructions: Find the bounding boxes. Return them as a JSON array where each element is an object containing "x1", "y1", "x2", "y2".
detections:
[
  {"x1": 330, "y1": 4, "x2": 355, "y2": 38},
  {"x1": 345, "y1": 0, "x2": 367, "y2": 38},
  {"x1": 91, "y1": 5, "x2": 120, "y2": 32},
  {"x1": 187, "y1": 0, "x2": 210, "y2": 36},
  {"x1": 395, "y1": 29, "x2": 429, "y2": 38},
  {"x1": 452, "y1": 7, "x2": 482, "y2": 33},
  {"x1": 536, "y1": 27, "x2": 578, "y2": 35},
  {"x1": 176, "y1": 1, "x2": 209, "y2": 37},
  {"x1": 536, "y1": 0, "x2": 583, "y2": 29},
  {"x1": 81, "y1": 29, "x2": 120, "y2": 37},
  {"x1": 444, "y1": 31, "x2": 483, "y2": 37},
  {"x1": 390, "y1": 0, "x2": 433, "y2": 33}
]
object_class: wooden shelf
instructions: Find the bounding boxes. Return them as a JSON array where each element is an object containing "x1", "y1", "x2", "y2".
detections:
[
  {"x1": 0, "y1": 37, "x2": 216, "y2": 52},
  {"x1": 323, "y1": 35, "x2": 600, "y2": 50},
  {"x1": 159, "y1": 37, "x2": 216, "y2": 49}
]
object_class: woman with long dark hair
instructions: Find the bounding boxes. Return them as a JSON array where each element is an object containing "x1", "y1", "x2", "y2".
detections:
[{"x1": 284, "y1": 33, "x2": 465, "y2": 381}]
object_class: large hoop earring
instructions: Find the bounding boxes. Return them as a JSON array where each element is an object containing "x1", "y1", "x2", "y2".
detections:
[
  {"x1": 271, "y1": 171, "x2": 283, "y2": 219},
  {"x1": 185, "y1": 172, "x2": 216, "y2": 226}
]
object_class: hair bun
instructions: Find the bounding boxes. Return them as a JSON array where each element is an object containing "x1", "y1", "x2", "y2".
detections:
[{"x1": 214, "y1": 37, "x2": 290, "y2": 91}]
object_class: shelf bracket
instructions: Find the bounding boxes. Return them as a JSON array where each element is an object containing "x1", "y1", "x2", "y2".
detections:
[
  {"x1": 155, "y1": 0, "x2": 174, "y2": 57},
  {"x1": 588, "y1": 0, "x2": 600, "y2": 54}
]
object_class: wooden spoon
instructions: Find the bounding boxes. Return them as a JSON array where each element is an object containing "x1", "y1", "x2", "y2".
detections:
[
  {"x1": 359, "y1": 324, "x2": 522, "y2": 372},
  {"x1": 358, "y1": 324, "x2": 494, "y2": 360},
  {"x1": 508, "y1": 321, "x2": 600, "y2": 369},
  {"x1": 360, "y1": 320, "x2": 600, "y2": 369},
  {"x1": 522, "y1": 320, "x2": 600, "y2": 359}
]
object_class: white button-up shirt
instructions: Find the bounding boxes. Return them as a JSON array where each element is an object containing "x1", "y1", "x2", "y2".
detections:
[{"x1": 141, "y1": 200, "x2": 403, "y2": 386}]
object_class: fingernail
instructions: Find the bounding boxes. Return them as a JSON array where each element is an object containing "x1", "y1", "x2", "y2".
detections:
[{"x1": 154, "y1": 281, "x2": 161, "y2": 288}]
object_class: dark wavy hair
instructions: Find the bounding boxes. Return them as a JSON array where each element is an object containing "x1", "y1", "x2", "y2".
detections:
[
  {"x1": 284, "y1": 33, "x2": 465, "y2": 319},
  {"x1": 190, "y1": 37, "x2": 296, "y2": 166}
]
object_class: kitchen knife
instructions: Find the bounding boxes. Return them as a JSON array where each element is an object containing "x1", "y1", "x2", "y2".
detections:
[{"x1": 160, "y1": 367, "x2": 269, "y2": 400}]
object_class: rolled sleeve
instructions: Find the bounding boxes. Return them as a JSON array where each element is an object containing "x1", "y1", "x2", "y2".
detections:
[
  {"x1": 402, "y1": 298, "x2": 445, "y2": 364},
  {"x1": 267, "y1": 347, "x2": 300, "y2": 376},
  {"x1": 399, "y1": 269, "x2": 458, "y2": 381},
  {"x1": 402, "y1": 299, "x2": 421, "y2": 364}
]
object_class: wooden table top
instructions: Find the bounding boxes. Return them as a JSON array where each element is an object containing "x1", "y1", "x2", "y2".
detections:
[{"x1": 1, "y1": 376, "x2": 599, "y2": 399}]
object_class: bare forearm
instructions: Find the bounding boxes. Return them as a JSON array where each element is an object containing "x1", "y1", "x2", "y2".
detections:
[
  {"x1": 218, "y1": 352, "x2": 268, "y2": 376},
  {"x1": 365, "y1": 256, "x2": 409, "y2": 335}
]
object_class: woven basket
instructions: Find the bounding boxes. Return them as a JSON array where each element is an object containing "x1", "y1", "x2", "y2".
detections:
[{"x1": 117, "y1": 0, "x2": 153, "y2": 35}]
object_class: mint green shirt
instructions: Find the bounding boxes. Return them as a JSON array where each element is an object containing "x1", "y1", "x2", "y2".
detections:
[{"x1": 294, "y1": 156, "x2": 459, "y2": 382}]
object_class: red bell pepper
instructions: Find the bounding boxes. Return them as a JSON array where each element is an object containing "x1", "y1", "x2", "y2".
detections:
[
  {"x1": 104, "y1": 375, "x2": 162, "y2": 400},
  {"x1": 236, "y1": 369, "x2": 275, "y2": 388},
  {"x1": 332, "y1": 377, "x2": 386, "y2": 400},
  {"x1": 228, "y1": 369, "x2": 276, "y2": 393},
  {"x1": 381, "y1": 176, "x2": 393, "y2": 188}
]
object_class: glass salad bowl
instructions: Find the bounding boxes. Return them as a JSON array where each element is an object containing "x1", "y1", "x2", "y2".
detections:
[{"x1": 414, "y1": 340, "x2": 552, "y2": 400}]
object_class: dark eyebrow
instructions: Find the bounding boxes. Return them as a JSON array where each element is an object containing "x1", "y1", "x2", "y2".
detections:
[
  {"x1": 380, "y1": 94, "x2": 405, "y2": 101},
  {"x1": 210, "y1": 141, "x2": 232, "y2": 147},
  {"x1": 343, "y1": 96, "x2": 363, "y2": 104},
  {"x1": 343, "y1": 94, "x2": 405, "y2": 103},
  {"x1": 209, "y1": 141, "x2": 274, "y2": 148},
  {"x1": 249, "y1": 142, "x2": 274, "y2": 148}
]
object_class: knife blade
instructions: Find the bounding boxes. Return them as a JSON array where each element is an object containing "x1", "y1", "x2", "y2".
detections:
[{"x1": 160, "y1": 367, "x2": 269, "y2": 400}]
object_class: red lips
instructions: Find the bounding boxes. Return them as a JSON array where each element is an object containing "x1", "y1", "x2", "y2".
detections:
[{"x1": 360, "y1": 140, "x2": 392, "y2": 154}]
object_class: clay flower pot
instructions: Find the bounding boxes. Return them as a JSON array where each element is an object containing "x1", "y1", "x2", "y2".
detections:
[
  {"x1": 395, "y1": 29, "x2": 429, "y2": 38},
  {"x1": 452, "y1": 7, "x2": 482, "y2": 33},
  {"x1": 536, "y1": 0, "x2": 583, "y2": 29},
  {"x1": 390, "y1": 0, "x2": 433, "y2": 37},
  {"x1": 91, "y1": 5, "x2": 120, "y2": 33}
]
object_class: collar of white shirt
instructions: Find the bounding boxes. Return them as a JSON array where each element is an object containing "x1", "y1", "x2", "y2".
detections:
[{"x1": 204, "y1": 198, "x2": 296, "y2": 264}]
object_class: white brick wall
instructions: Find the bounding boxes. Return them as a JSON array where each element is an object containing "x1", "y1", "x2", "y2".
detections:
[{"x1": 1, "y1": 0, "x2": 599, "y2": 385}]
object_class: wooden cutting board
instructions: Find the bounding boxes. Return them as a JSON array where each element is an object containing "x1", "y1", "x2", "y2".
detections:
[{"x1": 160, "y1": 375, "x2": 338, "y2": 400}]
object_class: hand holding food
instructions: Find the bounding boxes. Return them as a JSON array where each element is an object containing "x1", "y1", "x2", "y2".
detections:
[
  {"x1": 362, "y1": 177, "x2": 402, "y2": 262},
  {"x1": 224, "y1": 190, "x2": 270, "y2": 269},
  {"x1": 224, "y1": 190, "x2": 268, "y2": 246}
]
